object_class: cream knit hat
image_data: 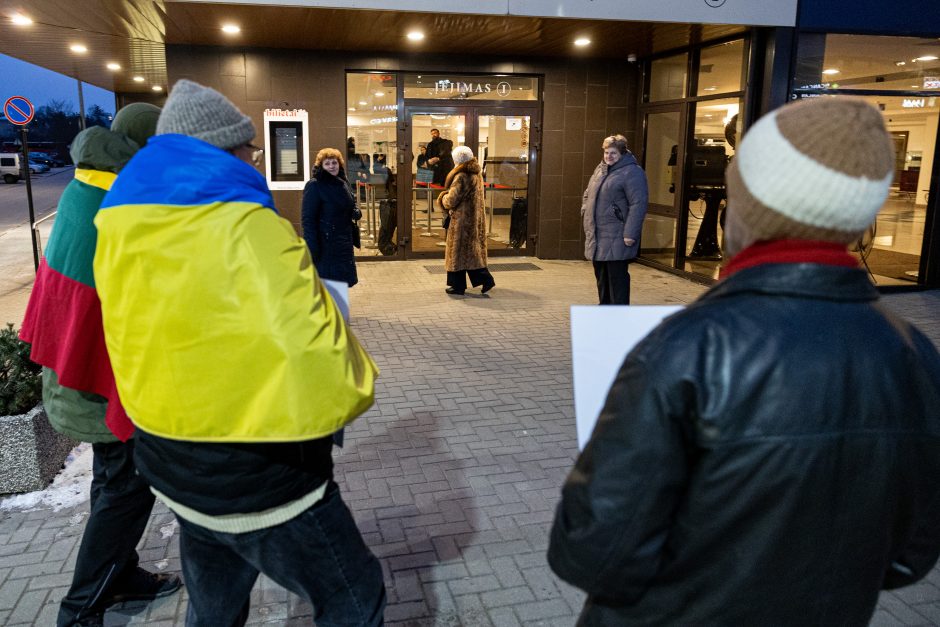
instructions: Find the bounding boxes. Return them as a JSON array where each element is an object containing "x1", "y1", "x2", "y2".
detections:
[
  {"x1": 156, "y1": 79, "x2": 255, "y2": 150},
  {"x1": 723, "y1": 97, "x2": 895, "y2": 256}
]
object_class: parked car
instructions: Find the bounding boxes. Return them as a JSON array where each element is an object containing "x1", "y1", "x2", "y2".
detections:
[
  {"x1": 30, "y1": 151, "x2": 65, "y2": 168},
  {"x1": 1, "y1": 153, "x2": 23, "y2": 184},
  {"x1": 28, "y1": 160, "x2": 49, "y2": 174}
]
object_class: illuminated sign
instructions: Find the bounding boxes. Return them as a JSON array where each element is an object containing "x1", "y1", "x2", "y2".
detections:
[
  {"x1": 924, "y1": 76, "x2": 940, "y2": 89},
  {"x1": 902, "y1": 98, "x2": 926, "y2": 108}
]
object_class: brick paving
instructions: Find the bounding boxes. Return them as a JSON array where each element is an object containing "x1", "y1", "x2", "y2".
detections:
[{"x1": 0, "y1": 258, "x2": 938, "y2": 625}]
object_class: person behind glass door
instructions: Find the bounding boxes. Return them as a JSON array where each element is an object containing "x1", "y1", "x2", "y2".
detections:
[
  {"x1": 582, "y1": 134, "x2": 649, "y2": 305},
  {"x1": 302, "y1": 148, "x2": 362, "y2": 287},
  {"x1": 435, "y1": 145, "x2": 495, "y2": 295},
  {"x1": 425, "y1": 128, "x2": 454, "y2": 187}
]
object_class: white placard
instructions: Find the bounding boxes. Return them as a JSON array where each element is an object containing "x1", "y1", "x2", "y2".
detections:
[
  {"x1": 322, "y1": 279, "x2": 350, "y2": 322},
  {"x1": 570, "y1": 305, "x2": 682, "y2": 450}
]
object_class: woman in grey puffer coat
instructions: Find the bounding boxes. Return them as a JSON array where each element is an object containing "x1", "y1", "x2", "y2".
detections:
[{"x1": 582, "y1": 134, "x2": 649, "y2": 304}]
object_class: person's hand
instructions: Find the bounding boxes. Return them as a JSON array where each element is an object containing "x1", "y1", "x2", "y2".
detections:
[
  {"x1": 428, "y1": 157, "x2": 440, "y2": 165},
  {"x1": 624, "y1": 238, "x2": 636, "y2": 246}
]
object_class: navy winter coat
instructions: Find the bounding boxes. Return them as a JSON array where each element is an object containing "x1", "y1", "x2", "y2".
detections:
[
  {"x1": 302, "y1": 167, "x2": 361, "y2": 287},
  {"x1": 582, "y1": 152, "x2": 649, "y2": 261}
]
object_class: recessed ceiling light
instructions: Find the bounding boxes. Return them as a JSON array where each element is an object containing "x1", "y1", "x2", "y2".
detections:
[
  {"x1": 915, "y1": 55, "x2": 939, "y2": 62},
  {"x1": 133, "y1": 75, "x2": 145, "y2": 83},
  {"x1": 358, "y1": 100, "x2": 368, "y2": 106},
  {"x1": 896, "y1": 61, "x2": 907, "y2": 66},
  {"x1": 703, "y1": 86, "x2": 718, "y2": 91},
  {"x1": 348, "y1": 107, "x2": 356, "y2": 111},
  {"x1": 151, "y1": 85, "x2": 163, "y2": 92},
  {"x1": 407, "y1": 31, "x2": 424, "y2": 41},
  {"x1": 11, "y1": 14, "x2": 32, "y2": 26},
  {"x1": 222, "y1": 24, "x2": 240, "y2": 34},
  {"x1": 374, "y1": 91, "x2": 384, "y2": 97},
  {"x1": 574, "y1": 38, "x2": 591, "y2": 47},
  {"x1": 70, "y1": 44, "x2": 88, "y2": 54},
  {"x1": 106, "y1": 62, "x2": 121, "y2": 71},
  {"x1": 821, "y1": 68, "x2": 840, "y2": 75}
]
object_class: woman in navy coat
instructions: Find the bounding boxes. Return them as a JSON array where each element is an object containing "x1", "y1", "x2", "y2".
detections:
[{"x1": 302, "y1": 148, "x2": 362, "y2": 287}]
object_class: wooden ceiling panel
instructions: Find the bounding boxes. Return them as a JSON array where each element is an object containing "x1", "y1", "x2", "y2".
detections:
[{"x1": 1, "y1": 1, "x2": 745, "y2": 97}]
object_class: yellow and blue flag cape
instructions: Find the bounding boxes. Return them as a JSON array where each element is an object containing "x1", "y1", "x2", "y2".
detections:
[{"x1": 94, "y1": 134, "x2": 377, "y2": 442}]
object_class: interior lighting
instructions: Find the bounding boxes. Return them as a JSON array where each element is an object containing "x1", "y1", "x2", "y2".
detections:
[
  {"x1": 348, "y1": 107, "x2": 356, "y2": 111},
  {"x1": 574, "y1": 38, "x2": 591, "y2": 47},
  {"x1": 914, "y1": 55, "x2": 939, "y2": 62},
  {"x1": 106, "y1": 62, "x2": 121, "y2": 71},
  {"x1": 358, "y1": 100, "x2": 368, "y2": 105},
  {"x1": 703, "y1": 86, "x2": 718, "y2": 91},
  {"x1": 11, "y1": 14, "x2": 32, "y2": 26},
  {"x1": 896, "y1": 61, "x2": 907, "y2": 66},
  {"x1": 374, "y1": 91, "x2": 384, "y2": 97},
  {"x1": 222, "y1": 24, "x2": 241, "y2": 34},
  {"x1": 407, "y1": 31, "x2": 425, "y2": 41},
  {"x1": 821, "y1": 68, "x2": 840, "y2": 75},
  {"x1": 133, "y1": 75, "x2": 145, "y2": 83},
  {"x1": 152, "y1": 85, "x2": 163, "y2": 92},
  {"x1": 70, "y1": 44, "x2": 88, "y2": 54}
]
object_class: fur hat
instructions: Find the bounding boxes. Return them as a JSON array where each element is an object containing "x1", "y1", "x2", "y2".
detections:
[
  {"x1": 723, "y1": 97, "x2": 894, "y2": 256},
  {"x1": 111, "y1": 102, "x2": 161, "y2": 148},
  {"x1": 452, "y1": 145, "x2": 474, "y2": 165},
  {"x1": 156, "y1": 79, "x2": 255, "y2": 150}
]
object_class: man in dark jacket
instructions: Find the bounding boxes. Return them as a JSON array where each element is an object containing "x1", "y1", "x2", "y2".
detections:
[
  {"x1": 425, "y1": 128, "x2": 454, "y2": 186},
  {"x1": 549, "y1": 97, "x2": 940, "y2": 625}
]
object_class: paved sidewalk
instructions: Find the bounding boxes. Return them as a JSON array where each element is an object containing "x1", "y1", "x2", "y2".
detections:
[{"x1": 0, "y1": 259, "x2": 938, "y2": 626}]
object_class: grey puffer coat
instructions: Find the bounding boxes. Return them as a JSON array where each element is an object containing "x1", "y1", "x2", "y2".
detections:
[{"x1": 582, "y1": 152, "x2": 649, "y2": 261}]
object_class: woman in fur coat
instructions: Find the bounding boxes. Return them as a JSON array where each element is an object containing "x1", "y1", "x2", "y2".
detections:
[
  {"x1": 435, "y1": 146, "x2": 495, "y2": 295},
  {"x1": 302, "y1": 147, "x2": 362, "y2": 287}
]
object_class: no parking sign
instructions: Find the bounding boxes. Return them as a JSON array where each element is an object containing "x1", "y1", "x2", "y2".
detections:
[{"x1": 3, "y1": 96, "x2": 35, "y2": 125}]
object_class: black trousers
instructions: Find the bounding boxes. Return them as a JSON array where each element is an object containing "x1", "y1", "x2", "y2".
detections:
[
  {"x1": 447, "y1": 268, "x2": 495, "y2": 292},
  {"x1": 58, "y1": 439, "x2": 156, "y2": 626},
  {"x1": 593, "y1": 260, "x2": 631, "y2": 305}
]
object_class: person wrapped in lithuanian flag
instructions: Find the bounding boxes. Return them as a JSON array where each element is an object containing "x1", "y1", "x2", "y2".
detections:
[{"x1": 92, "y1": 80, "x2": 387, "y2": 625}]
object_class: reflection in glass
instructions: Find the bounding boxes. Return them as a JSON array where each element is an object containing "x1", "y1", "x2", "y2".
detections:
[
  {"x1": 649, "y1": 54, "x2": 688, "y2": 101},
  {"x1": 478, "y1": 115, "x2": 530, "y2": 251},
  {"x1": 684, "y1": 98, "x2": 741, "y2": 278},
  {"x1": 347, "y1": 72, "x2": 399, "y2": 257},
  {"x1": 697, "y1": 39, "x2": 745, "y2": 96},
  {"x1": 640, "y1": 111, "x2": 681, "y2": 264},
  {"x1": 794, "y1": 34, "x2": 940, "y2": 93}
]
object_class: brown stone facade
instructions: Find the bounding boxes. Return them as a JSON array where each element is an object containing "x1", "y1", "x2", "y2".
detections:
[{"x1": 164, "y1": 45, "x2": 639, "y2": 259}]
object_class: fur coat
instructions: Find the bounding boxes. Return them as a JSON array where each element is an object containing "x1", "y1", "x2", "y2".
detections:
[{"x1": 435, "y1": 159, "x2": 487, "y2": 272}]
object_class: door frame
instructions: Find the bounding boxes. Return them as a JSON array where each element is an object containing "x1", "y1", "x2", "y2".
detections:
[{"x1": 398, "y1": 101, "x2": 541, "y2": 259}]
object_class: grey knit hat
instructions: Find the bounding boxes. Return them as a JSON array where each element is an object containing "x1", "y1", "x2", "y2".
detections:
[{"x1": 156, "y1": 79, "x2": 255, "y2": 150}]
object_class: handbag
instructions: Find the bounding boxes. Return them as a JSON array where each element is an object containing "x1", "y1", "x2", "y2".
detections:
[
  {"x1": 442, "y1": 214, "x2": 451, "y2": 231},
  {"x1": 352, "y1": 221, "x2": 361, "y2": 249}
]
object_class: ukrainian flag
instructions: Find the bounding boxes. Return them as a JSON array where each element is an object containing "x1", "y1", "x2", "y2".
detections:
[{"x1": 94, "y1": 134, "x2": 377, "y2": 442}]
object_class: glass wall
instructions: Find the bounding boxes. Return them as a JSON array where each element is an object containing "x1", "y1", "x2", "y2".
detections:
[
  {"x1": 347, "y1": 72, "x2": 399, "y2": 256},
  {"x1": 794, "y1": 34, "x2": 940, "y2": 284},
  {"x1": 640, "y1": 37, "x2": 747, "y2": 279}
]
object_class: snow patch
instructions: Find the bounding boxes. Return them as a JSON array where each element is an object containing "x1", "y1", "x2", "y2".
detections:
[
  {"x1": 160, "y1": 520, "x2": 179, "y2": 539},
  {"x1": 0, "y1": 443, "x2": 93, "y2": 512}
]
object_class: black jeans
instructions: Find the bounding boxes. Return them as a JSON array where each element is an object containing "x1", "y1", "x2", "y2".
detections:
[
  {"x1": 593, "y1": 260, "x2": 631, "y2": 305},
  {"x1": 58, "y1": 439, "x2": 156, "y2": 626},
  {"x1": 177, "y1": 481, "x2": 386, "y2": 627},
  {"x1": 447, "y1": 268, "x2": 495, "y2": 292}
]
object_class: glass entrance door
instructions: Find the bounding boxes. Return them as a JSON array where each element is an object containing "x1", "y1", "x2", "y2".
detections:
[
  {"x1": 408, "y1": 112, "x2": 467, "y2": 253},
  {"x1": 400, "y1": 106, "x2": 536, "y2": 258}
]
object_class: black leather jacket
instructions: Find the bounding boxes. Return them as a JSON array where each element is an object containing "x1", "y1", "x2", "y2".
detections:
[{"x1": 549, "y1": 263, "x2": 940, "y2": 626}]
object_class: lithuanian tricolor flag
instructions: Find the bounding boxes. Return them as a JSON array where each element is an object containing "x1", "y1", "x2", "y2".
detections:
[
  {"x1": 93, "y1": 134, "x2": 377, "y2": 443},
  {"x1": 20, "y1": 168, "x2": 135, "y2": 440}
]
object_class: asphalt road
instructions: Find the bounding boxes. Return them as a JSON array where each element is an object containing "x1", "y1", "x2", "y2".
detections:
[{"x1": 0, "y1": 166, "x2": 73, "y2": 234}]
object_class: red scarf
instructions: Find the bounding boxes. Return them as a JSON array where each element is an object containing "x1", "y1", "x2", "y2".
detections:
[{"x1": 720, "y1": 240, "x2": 859, "y2": 279}]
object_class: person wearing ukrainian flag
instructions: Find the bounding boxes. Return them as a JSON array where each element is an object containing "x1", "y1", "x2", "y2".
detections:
[
  {"x1": 19, "y1": 103, "x2": 183, "y2": 627},
  {"x1": 92, "y1": 80, "x2": 385, "y2": 626}
]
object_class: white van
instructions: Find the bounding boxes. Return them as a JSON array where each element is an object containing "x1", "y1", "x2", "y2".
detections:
[{"x1": 1, "y1": 153, "x2": 24, "y2": 184}]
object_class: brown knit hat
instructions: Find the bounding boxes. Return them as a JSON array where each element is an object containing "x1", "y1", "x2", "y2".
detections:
[{"x1": 723, "y1": 97, "x2": 895, "y2": 256}]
